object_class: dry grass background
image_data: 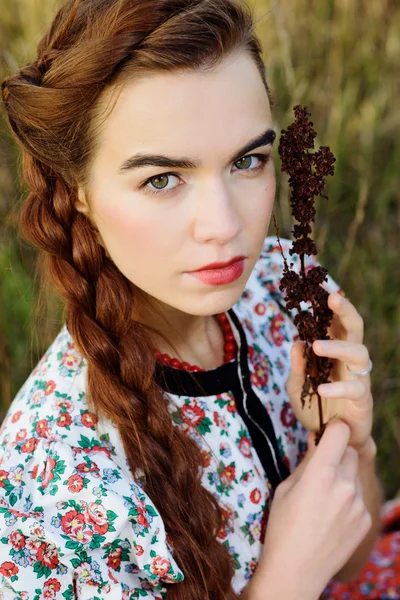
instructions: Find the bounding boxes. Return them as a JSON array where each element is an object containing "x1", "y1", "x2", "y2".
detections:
[{"x1": 0, "y1": 0, "x2": 399, "y2": 498}]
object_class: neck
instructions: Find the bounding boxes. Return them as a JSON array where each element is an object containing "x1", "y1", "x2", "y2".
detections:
[{"x1": 135, "y1": 301, "x2": 226, "y2": 370}]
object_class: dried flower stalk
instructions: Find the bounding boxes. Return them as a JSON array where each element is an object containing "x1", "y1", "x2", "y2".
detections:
[{"x1": 273, "y1": 105, "x2": 337, "y2": 443}]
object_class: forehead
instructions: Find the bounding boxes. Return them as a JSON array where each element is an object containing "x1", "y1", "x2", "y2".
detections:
[{"x1": 94, "y1": 53, "x2": 272, "y2": 165}]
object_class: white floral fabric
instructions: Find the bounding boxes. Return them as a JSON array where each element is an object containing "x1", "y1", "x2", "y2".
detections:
[{"x1": 0, "y1": 236, "x2": 343, "y2": 599}]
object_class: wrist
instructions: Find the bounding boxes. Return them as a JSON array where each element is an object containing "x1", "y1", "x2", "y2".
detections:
[{"x1": 240, "y1": 557, "x2": 324, "y2": 600}]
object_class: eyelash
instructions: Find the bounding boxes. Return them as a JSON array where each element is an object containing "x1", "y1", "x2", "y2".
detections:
[{"x1": 139, "y1": 153, "x2": 272, "y2": 197}]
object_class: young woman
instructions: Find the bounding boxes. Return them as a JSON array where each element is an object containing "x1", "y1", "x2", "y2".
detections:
[{"x1": 1, "y1": 1, "x2": 399, "y2": 599}]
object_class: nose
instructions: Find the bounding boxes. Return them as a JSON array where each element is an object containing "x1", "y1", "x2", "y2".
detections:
[{"x1": 192, "y1": 179, "x2": 242, "y2": 244}]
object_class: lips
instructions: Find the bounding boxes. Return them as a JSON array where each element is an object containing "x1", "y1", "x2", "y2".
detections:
[
  {"x1": 191, "y1": 256, "x2": 246, "y2": 272},
  {"x1": 188, "y1": 259, "x2": 246, "y2": 286}
]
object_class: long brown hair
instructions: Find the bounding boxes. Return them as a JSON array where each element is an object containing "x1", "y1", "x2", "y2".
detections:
[{"x1": 1, "y1": 1, "x2": 274, "y2": 597}]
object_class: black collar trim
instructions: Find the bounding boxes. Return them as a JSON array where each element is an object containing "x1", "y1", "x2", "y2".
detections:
[
  {"x1": 154, "y1": 306, "x2": 290, "y2": 488},
  {"x1": 154, "y1": 308, "x2": 240, "y2": 397}
]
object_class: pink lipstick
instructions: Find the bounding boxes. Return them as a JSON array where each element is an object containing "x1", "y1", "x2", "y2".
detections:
[{"x1": 187, "y1": 257, "x2": 246, "y2": 286}]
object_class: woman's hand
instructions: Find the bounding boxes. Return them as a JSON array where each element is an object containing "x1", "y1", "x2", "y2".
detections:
[
  {"x1": 256, "y1": 420, "x2": 372, "y2": 599},
  {"x1": 286, "y1": 292, "x2": 373, "y2": 452}
]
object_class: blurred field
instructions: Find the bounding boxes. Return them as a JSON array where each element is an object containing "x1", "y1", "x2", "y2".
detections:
[{"x1": 0, "y1": 0, "x2": 399, "y2": 498}]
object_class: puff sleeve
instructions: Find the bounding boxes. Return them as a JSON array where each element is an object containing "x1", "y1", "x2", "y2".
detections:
[{"x1": 0, "y1": 436, "x2": 184, "y2": 599}]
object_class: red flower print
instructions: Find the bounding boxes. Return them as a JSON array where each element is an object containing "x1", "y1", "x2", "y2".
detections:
[
  {"x1": 20, "y1": 437, "x2": 39, "y2": 454},
  {"x1": 57, "y1": 412, "x2": 72, "y2": 428},
  {"x1": 285, "y1": 430, "x2": 295, "y2": 445},
  {"x1": 240, "y1": 471, "x2": 254, "y2": 486},
  {"x1": 247, "y1": 560, "x2": 258, "y2": 576},
  {"x1": 61, "y1": 510, "x2": 88, "y2": 539},
  {"x1": 55, "y1": 399, "x2": 72, "y2": 411},
  {"x1": 0, "y1": 561, "x2": 19, "y2": 578},
  {"x1": 66, "y1": 474, "x2": 84, "y2": 493},
  {"x1": 107, "y1": 547, "x2": 123, "y2": 570},
  {"x1": 180, "y1": 404, "x2": 205, "y2": 428},
  {"x1": 76, "y1": 461, "x2": 100, "y2": 477},
  {"x1": 9, "y1": 531, "x2": 25, "y2": 550},
  {"x1": 11, "y1": 411, "x2": 22, "y2": 424},
  {"x1": 280, "y1": 402, "x2": 296, "y2": 428},
  {"x1": 250, "y1": 488, "x2": 262, "y2": 504},
  {"x1": 136, "y1": 500, "x2": 149, "y2": 529},
  {"x1": 0, "y1": 470, "x2": 9, "y2": 487},
  {"x1": 44, "y1": 380, "x2": 56, "y2": 396},
  {"x1": 16, "y1": 429, "x2": 27, "y2": 442},
  {"x1": 213, "y1": 411, "x2": 227, "y2": 430},
  {"x1": 40, "y1": 457, "x2": 56, "y2": 489},
  {"x1": 108, "y1": 570, "x2": 119, "y2": 584},
  {"x1": 75, "y1": 561, "x2": 97, "y2": 586},
  {"x1": 270, "y1": 313, "x2": 285, "y2": 346},
  {"x1": 244, "y1": 317, "x2": 256, "y2": 337},
  {"x1": 217, "y1": 504, "x2": 234, "y2": 539},
  {"x1": 81, "y1": 411, "x2": 98, "y2": 428},
  {"x1": 84, "y1": 502, "x2": 108, "y2": 535},
  {"x1": 31, "y1": 464, "x2": 39, "y2": 479},
  {"x1": 43, "y1": 579, "x2": 61, "y2": 595},
  {"x1": 226, "y1": 397, "x2": 237, "y2": 413},
  {"x1": 61, "y1": 347, "x2": 80, "y2": 369},
  {"x1": 25, "y1": 538, "x2": 44, "y2": 555},
  {"x1": 36, "y1": 419, "x2": 50, "y2": 438},
  {"x1": 8, "y1": 508, "x2": 29, "y2": 519},
  {"x1": 217, "y1": 526, "x2": 228, "y2": 540},
  {"x1": 150, "y1": 556, "x2": 170, "y2": 577},
  {"x1": 135, "y1": 545, "x2": 144, "y2": 556},
  {"x1": 249, "y1": 350, "x2": 269, "y2": 388},
  {"x1": 83, "y1": 445, "x2": 111, "y2": 458},
  {"x1": 254, "y1": 302, "x2": 266, "y2": 316},
  {"x1": 36, "y1": 543, "x2": 59, "y2": 570},
  {"x1": 238, "y1": 435, "x2": 252, "y2": 458},
  {"x1": 220, "y1": 465, "x2": 236, "y2": 486}
]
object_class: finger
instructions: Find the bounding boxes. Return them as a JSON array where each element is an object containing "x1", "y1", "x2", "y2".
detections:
[
  {"x1": 338, "y1": 446, "x2": 359, "y2": 482},
  {"x1": 306, "y1": 419, "x2": 351, "y2": 469},
  {"x1": 317, "y1": 379, "x2": 368, "y2": 402},
  {"x1": 285, "y1": 433, "x2": 317, "y2": 487},
  {"x1": 327, "y1": 293, "x2": 364, "y2": 344},
  {"x1": 312, "y1": 339, "x2": 370, "y2": 372}
]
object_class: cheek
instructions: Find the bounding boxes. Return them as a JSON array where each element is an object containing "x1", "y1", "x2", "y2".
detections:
[
  {"x1": 243, "y1": 168, "x2": 276, "y2": 224},
  {"x1": 93, "y1": 200, "x2": 172, "y2": 278}
]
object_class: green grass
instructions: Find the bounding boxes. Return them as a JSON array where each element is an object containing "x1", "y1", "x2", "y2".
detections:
[{"x1": 1, "y1": 0, "x2": 399, "y2": 498}]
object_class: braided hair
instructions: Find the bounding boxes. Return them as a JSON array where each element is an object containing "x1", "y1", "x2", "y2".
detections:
[{"x1": 1, "y1": 1, "x2": 274, "y2": 597}]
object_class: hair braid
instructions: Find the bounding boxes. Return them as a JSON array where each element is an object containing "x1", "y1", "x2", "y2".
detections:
[
  {"x1": 19, "y1": 153, "x2": 238, "y2": 599},
  {"x1": 2, "y1": 1, "x2": 275, "y2": 596}
]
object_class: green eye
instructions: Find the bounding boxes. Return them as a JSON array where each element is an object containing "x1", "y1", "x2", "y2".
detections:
[
  {"x1": 150, "y1": 175, "x2": 169, "y2": 189},
  {"x1": 235, "y1": 156, "x2": 253, "y2": 169}
]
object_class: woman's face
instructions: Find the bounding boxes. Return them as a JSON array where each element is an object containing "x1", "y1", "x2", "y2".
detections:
[{"x1": 77, "y1": 52, "x2": 276, "y2": 317}]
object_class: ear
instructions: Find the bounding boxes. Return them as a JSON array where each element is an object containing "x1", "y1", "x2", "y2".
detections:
[
  {"x1": 74, "y1": 187, "x2": 91, "y2": 216},
  {"x1": 74, "y1": 188, "x2": 109, "y2": 254}
]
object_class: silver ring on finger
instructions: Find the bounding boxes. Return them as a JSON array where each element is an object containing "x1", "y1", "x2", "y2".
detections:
[{"x1": 345, "y1": 358, "x2": 373, "y2": 377}]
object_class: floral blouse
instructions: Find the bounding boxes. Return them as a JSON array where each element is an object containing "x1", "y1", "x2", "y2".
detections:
[{"x1": 0, "y1": 236, "x2": 398, "y2": 600}]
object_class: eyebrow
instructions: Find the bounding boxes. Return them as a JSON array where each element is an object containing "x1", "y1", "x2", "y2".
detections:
[{"x1": 118, "y1": 128, "x2": 276, "y2": 174}]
